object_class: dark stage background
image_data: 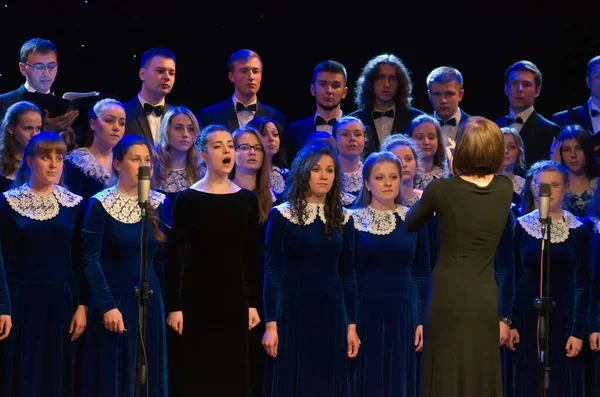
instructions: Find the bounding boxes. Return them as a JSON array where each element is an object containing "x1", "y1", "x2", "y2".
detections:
[{"x1": 0, "y1": 0, "x2": 598, "y2": 124}]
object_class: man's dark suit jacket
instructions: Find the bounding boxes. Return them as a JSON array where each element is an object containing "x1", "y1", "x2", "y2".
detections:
[
  {"x1": 123, "y1": 97, "x2": 171, "y2": 146},
  {"x1": 495, "y1": 111, "x2": 560, "y2": 167},
  {"x1": 551, "y1": 103, "x2": 594, "y2": 134},
  {"x1": 286, "y1": 116, "x2": 318, "y2": 162},
  {"x1": 197, "y1": 98, "x2": 288, "y2": 163},
  {"x1": 0, "y1": 85, "x2": 27, "y2": 119},
  {"x1": 349, "y1": 106, "x2": 425, "y2": 157}
]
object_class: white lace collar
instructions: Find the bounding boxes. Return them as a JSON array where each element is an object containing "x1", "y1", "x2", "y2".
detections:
[
  {"x1": 158, "y1": 168, "x2": 190, "y2": 193},
  {"x1": 3, "y1": 183, "x2": 82, "y2": 221},
  {"x1": 518, "y1": 210, "x2": 582, "y2": 243},
  {"x1": 341, "y1": 163, "x2": 363, "y2": 193},
  {"x1": 512, "y1": 175, "x2": 525, "y2": 195},
  {"x1": 350, "y1": 205, "x2": 409, "y2": 235},
  {"x1": 93, "y1": 186, "x2": 165, "y2": 223},
  {"x1": 271, "y1": 165, "x2": 287, "y2": 194},
  {"x1": 66, "y1": 148, "x2": 111, "y2": 186},
  {"x1": 341, "y1": 191, "x2": 356, "y2": 206},
  {"x1": 275, "y1": 201, "x2": 350, "y2": 225},
  {"x1": 590, "y1": 216, "x2": 600, "y2": 235}
]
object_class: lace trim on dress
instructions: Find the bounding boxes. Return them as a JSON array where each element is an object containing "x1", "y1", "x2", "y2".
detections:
[
  {"x1": 350, "y1": 205, "x2": 409, "y2": 235},
  {"x1": 513, "y1": 175, "x2": 525, "y2": 195},
  {"x1": 341, "y1": 163, "x2": 363, "y2": 194},
  {"x1": 414, "y1": 165, "x2": 446, "y2": 190},
  {"x1": 402, "y1": 192, "x2": 419, "y2": 208},
  {"x1": 93, "y1": 186, "x2": 165, "y2": 223},
  {"x1": 518, "y1": 210, "x2": 582, "y2": 243},
  {"x1": 3, "y1": 184, "x2": 82, "y2": 221},
  {"x1": 276, "y1": 201, "x2": 350, "y2": 225},
  {"x1": 590, "y1": 216, "x2": 600, "y2": 235},
  {"x1": 341, "y1": 191, "x2": 356, "y2": 206},
  {"x1": 66, "y1": 149, "x2": 111, "y2": 186},
  {"x1": 158, "y1": 169, "x2": 190, "y2": 193},
  {"x1": 271, "y1": 166, "x2": 288, "y2": 195}
]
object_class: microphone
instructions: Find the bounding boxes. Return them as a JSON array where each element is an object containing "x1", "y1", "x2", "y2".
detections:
[
  {"x1": 138, "y1": 166, "x2": 151, "y2": 210},
  {"x1": 538, "y1": 183, "x2": 551, "y2": 223}
]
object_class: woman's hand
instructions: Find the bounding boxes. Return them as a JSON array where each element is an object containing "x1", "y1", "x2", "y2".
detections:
[
  {"x1": 167, "y1": 311, "x2": 183, "y2": 335},
  {"x1": 414, "y1": 325, "x2": 424, "y2": 352},
  {"x1": 507, "y1": 328, "x2": 520, "y2": 351},
  {"x1": 347, "y1": 324, "x2": 360, "y2": 358},
  {"x1": 0, "y1": 315, "x2": 12, "y2": 340},
  {"x1": 262, "y1": 322, "x2": 278, "y2": 358},
  {"x1": 565, "y1": 336, "x2": 583, "y2": 358},
  {"x1": 248, "y1": 308, "x2": 261, "y2": 330},
  {"x1": 549, "y1": 138, "x2": 562, "y2": 163},
  {"x1": 499, "y1": 321, "x2": 510, "y2": 346},
  {"x1": 445, "y1": 137, "x2": 456, "y2": 174},
  {"x1": 589, "y1": 332, "x2": 600, "y2": 352},
  {"x1": 69, "y1": 305, "x2": 88, "y2": 341},
  {"x1": 103, "y1": 308, "x2": 125, "y2": 333}
]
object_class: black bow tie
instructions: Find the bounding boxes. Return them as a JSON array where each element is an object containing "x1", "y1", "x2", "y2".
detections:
[
  {"x1": 143, "y1": 103, "x2": 165, "y2": 117},
  {"x1": 315, "y1": 115, "x2": 337, "y2": 126},
  {"x1": 372, "y1": 109, "x2": 395, "y2": 120},
  {"x1": 236, "y1": 102, "x2": 257, "y2": 112},
  {"x1": 505, "y1": 116, "x2": 524, "y2": 125},
  {"x1": 591, "y1": 109, "x2": 600, "y2": 118},
  {"x1": 438, "y1": 118, "x2": 457, "y2": 127}
]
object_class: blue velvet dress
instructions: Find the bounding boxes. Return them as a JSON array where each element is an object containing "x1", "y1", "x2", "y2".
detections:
[
  {"x1": 0, "y1": 172, "x2": 14, "y2": 193},
  {"x1": 263, "y1": 202, "x2": 357, "y2": 397},
  {"x1": 512, "y1": 210, "x2": 592, "y2": 397},
  {"x1": 0, "y1": 183, "x2": 86, "y2": 397},
  {"x1": 155, "y1": 168, "x2": 191, "y2": 229},
  {"x1": 587, "y1": 216, "x2": 600, "y2": 396},
  {"x1": 64, "y1": 149, "x2": 111, "y2": 201},
  {"x1": 80, "y1": 186, "x2": 167, "y2": 397},
  {"x1": 350, "y1": 205, "x2": 431, "y2": 397}
]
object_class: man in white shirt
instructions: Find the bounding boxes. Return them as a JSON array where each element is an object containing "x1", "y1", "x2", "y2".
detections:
[{"x1": 123, "y1": 47, "x2": 176, "y2": 145}]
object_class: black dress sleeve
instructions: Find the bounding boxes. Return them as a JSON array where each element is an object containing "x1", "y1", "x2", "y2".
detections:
[
  {"x1": 494, "y1": 211, "x2": 515, "y2": 319},
  {"x1": 165, "y1": 192, "x2": 189, "y2": 312},
  {"x1": 243, "y1": 191, "x2": 260, "y2": 309},
  {"x1": 405, "y1": 180, "x2": 439, "y2": 233}
]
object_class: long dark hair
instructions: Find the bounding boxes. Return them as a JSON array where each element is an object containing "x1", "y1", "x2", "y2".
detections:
[
  {"x1": 557, "y1": 124, "x2": 599, "y2": 178},
  {"x1": 246, "y1": 116, "x2": 287, "y2": 168},
  {"x1": 284, "y1": 141, "x2": 344, "y2": 238},
  {"x1": 112, "y1": 135, "x2": 166, "y2": 243}
]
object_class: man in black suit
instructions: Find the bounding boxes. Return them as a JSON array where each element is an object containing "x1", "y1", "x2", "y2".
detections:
[
  {"x1": 0, "y1": 38, "x2": 78, "y2": 132},
  {"x1": 197, "y1": 49, "x2": 287, "y2": 158},
  {"x1": 123, "y1": 47, "x2": 176, "y2": 145},
  {"x1": 495, "y1": 60, "x2": 559, "y2": 166},
  {"x1": 286, "y1": 60, "x2": 348, "y2": 161},
  {"x1": 349, "y1": 53, "x2": 424, "y2": 157},
  {"x1": 426, "y1": 66, "x2": 470, "y2": 144},
  {"x1": 551, "y1": 55, "x2": 600, "y2": 143}
]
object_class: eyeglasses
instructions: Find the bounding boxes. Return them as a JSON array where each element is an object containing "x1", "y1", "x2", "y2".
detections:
[
  {"x1": 22, "y1": 62, "x2": 59, "y2": 72},
  {"x1": 534, "y1": 182, "x2": 563, "y2": 189},
  {"x1": 235, "y1": 144, "x2": 264, "y2": 153}
]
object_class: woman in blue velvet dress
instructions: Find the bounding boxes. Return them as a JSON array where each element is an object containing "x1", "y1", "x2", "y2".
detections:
[
  {"x1": 81, "y1": 135, "x2": 167, "y2": 397},
  {"x1": 0, "y1": 101, "x2": 42, "y2": 192},
  {"x1": 153, "y1": 106, "x2": 202, "y2": 228},
  {"x1": 350, "y1": 151, "x2": 431, "y2": 397},
  {"x1": 64, "y1": 98, "x2": 125, "y2": 201},
  {"x1": 334, "y1": 116, "x2": 366, "y2": 207},
  {"x1": 407, "y1": 115, "x2": 448, "y2": 190},
  {"x1": 262, "y1": 141, "x2": 359, "y2": 397},
  {"x1": 0, "y1": 132, "x2": 87, "y2": 397},
  {"x1": 509, "y1": 160, "x2": 591, "y2": 397}
]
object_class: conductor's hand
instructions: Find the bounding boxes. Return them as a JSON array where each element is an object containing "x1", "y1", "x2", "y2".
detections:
[
  {"x1": 69, "y1": 305, "x2": 87, "y2": 341},
  {"x1": 507, "y1": 329, "x2": 520, "y2": 351},
  {"x1": 347, "y1": 324, "x2": 360, "y2": 359},
  {"x1": 167, "y1": 311, "x2": 183, "y2": 335},
  {"x1": 43, "y1": 109, "x2": 79, "y2": 132},
  {"x1": 565, "y1": 336, "x2": 583, "y2": 358},
  {"x1": 589, "y1": 332, "x2": 600, "y2": 352},
  {"x1": 0, "y1": 315, "x2": 12, "y2": 340},
  {"x1": 414, "y1": 325, "x2": 424, "y2": 352},
  {"x1": 499, "y1": 321, "x2": 510, "y2": 346},
  {"x1": 262, "y1": 322, "x2": 278, "y2": 358},
  {"x1": 445, "y1": 137, "x2": 456, "y2": 174},
  {"x1": 248, "y1": 307, "x2": 261, "y2": 330},
  {"x1": 549, "y1": 138, "x2": 562, "y2": 163},
  {"x1": 103, "y1": 308, "x2": 125, "y2": 333}
]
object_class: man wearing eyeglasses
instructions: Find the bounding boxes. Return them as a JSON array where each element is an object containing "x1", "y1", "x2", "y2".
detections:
[{"x1": 0, "y1": 38, "x2": 79, "y2": 132}]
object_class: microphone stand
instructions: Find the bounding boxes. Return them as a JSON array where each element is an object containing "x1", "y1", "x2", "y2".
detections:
[
  {"x1": 135, "y1": 200, "x2": 152, "y2": 397},
  {"x1": 534, "y1": 217, "x2": 554, "y2": 397}
]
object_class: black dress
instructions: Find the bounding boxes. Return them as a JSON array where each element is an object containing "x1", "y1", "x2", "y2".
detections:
[
  {"x1": 405, "y1": 175, "x2": 514, "y2": 397},
  {"x1": 165, "y1": 188, "x2": 259, "y2": 396}
]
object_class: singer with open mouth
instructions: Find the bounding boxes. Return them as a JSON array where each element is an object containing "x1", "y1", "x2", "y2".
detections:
[
  {"x1": 509, "y1": 160, "x2": 592, "y2": 397},
  {"x1": 80, "y1": 135, "x2": 168, "y2": 397},
  {"x1": 165, "y1": 125, "x2": 260, "y2": 396},
  {"x1": 405, "y1": 117, "x2": 514, "y2": 397}
]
